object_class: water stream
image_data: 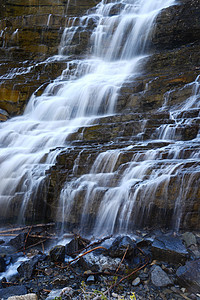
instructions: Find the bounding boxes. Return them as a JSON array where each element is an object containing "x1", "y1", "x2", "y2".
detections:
[{"x1": 1, "y1": 0, "x2": 199, "y2": 235}]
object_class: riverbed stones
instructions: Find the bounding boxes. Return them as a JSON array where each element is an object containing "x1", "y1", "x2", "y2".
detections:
[{"x1": 0, "y1": 0, "x2": 199, "y2": 239}]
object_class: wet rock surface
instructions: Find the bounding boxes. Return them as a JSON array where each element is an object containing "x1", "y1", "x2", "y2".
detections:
[
  {"x1": 0, "y1": 228, "x2": 199, "y2": 299},
  {"x1": 176, "y1": 259, "x2": 200, "y2": 293},
  {"x1": 0, "y1": 0, "x2": 98, "y2": 116},
  {"x1": 0, "y1": 0, "x2": 199, "y2": 232},
  {"x1": 152, "y1": 235, "x2": 189, "y2": 263}
]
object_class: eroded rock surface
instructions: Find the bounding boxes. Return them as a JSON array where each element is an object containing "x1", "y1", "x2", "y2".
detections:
[{"x1": 0, "y1": 0, "x2": 199, "y2": 232}]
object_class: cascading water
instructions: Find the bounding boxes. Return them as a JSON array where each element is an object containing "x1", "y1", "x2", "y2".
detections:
[{"x1": 2, "y1": 0, "x2": 199, "y2": 236}]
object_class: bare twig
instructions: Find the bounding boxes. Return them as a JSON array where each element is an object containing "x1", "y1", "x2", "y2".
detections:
[
  {"x1": 23, "y1": 226, "x2": 32, "y2": 254},
  {"x1": 0, "y1": 223, "x2": 55, "y2": 235},
  {"x1": 115, "y1": 246, "x2": 129, "y2": 274},
  {"x1": 69, "y1": 246, "x2": 107, "y2": 265},
  {"x1": 23, "y1": 239, "x2": 48, "y2": 251}
]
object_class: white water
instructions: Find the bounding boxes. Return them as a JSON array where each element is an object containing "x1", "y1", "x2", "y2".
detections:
[{"x1": 1, "y1": 0, "x2": 191, "y2": 232}]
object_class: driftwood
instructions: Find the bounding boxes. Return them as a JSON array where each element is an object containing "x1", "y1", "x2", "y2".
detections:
[{"x1": 0, "y1": 223, "x2": 55, "y2": 235}]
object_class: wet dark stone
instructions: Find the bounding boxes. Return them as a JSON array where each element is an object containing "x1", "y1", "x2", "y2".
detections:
[
  {"x1": 17, "y1": 254, "x2": 46, "y2": 279},
  {"x1": 152, "y1": 0, "x2": 200, "y2": 50},
  {"x1": 176, "y1": 259, "x2": 200, "y2": 293},
  {"x1": 152, "y1": 235, "x2": 188, "y2": 264},
  {"x1": 0, "y1": 277, "x2": 7, "y2": 289},
  {"x1": 0, "y1": 257, "x2": 6, "y2": 273},
  {"x1": 49, "y1": 245, "x2": 65, "y2": 263},
  {"x1": 107, "y1": 236, "x2": 136, "y2": 258},
  {"x1": 7, "y1": 233, "x2": 26, "y2": 251},
  {"x1": 0, "y1": 285, "x2": 27, "y2": 298},
  {"x1": 77, "y1": 256, "x2": 95, "y2": 272},
  {"x1": 65, "y1": 237, "x2": 89, "y2": 257}
]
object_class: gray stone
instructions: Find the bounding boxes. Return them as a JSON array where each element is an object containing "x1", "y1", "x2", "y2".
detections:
[
  {"x1": 45, "y1": 289, "x2": 63, "y2": 300},
  {"x1": 151, "y1": 265, "x2": 172, "y2": 287},
  {"x1": 152, "y1": 235, "x2": 188, "y2": 263},
  {"x1": 132, "y1": 277, "x2": 141, "y2": 286},
  {"x1": 176, "y1": 259, "x2": 200, "y2": 293},
  {"x1": 182, "y1": 232, "x2": 197, "y2": 247},
  {"x1": 17, "y1": 254, "x2": 46, "y2": 279}
]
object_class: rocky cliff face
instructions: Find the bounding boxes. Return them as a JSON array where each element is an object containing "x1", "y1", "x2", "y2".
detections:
[
  {"x1": 0, "y1": 0, "x2": 98, "y2": 118},
  {"x1": 0, "y1": 0, "x2": 199, "y2": 233}
]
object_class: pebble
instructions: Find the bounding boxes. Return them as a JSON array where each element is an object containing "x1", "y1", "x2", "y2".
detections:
[
  {"x1": 112, "y1": 293, "x2": 119, "y2": 298},
  {"x1": 132, "y1": 277, "x2": 141, "y2": 286},
  {"x1": 86, "y1": 275, "x2": 95, "y2": 283}
]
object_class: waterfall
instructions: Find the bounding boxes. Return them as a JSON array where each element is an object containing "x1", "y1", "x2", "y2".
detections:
[{"x1": 4, "y1": 0, "x2": 199, "y2": 236}]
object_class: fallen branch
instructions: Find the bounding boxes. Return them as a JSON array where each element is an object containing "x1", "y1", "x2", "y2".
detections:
[
  {"x1": 115, "y1": 245, "x2": 129, "y2": 274},
  {"x1": 0, "y1": 223, "x2": 55, "y2": 235},
  {"x1": 43, "y1": 289, "x2": 51, "y2": 293},
  {"x1": 23, "y1": 239, "x2": 48, "y2": 251},
  {"x1": 108, "y1": 251, "x2": 149, "y2": 292},
  {"x1": 23, "y1": 226, "x2": 32, "y2": 254},
  {"x1": 1, "y1": 282, "x2": 19, "y2": 286},
  {"x1": 29, "y1": 234, "x2": 57, "y2": 240},
  {"x1": 59, "y1": 246, "x2": 108, "y2": 269},
  {"x1": 69, "y1": 246, "x2": 108, "y2": 265}
]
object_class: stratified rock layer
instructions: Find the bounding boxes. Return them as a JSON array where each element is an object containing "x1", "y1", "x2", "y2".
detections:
[
  {"x1": 0, "y1": 0, "x2": 199, "y2": 231},
  {"x1": 0, "y1": 0, "x2": 98, "y2": 116}
]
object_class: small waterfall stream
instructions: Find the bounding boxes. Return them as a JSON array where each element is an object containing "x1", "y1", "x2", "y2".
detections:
[{"x1": 1, "y1": 0, "x2": 199, "y2": 236}]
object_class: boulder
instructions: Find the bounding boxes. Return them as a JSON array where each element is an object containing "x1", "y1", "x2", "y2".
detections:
[
  {"x1": 65, "y1": 236, "x2": 89, "y2": 257},
  {"x1": 176, "y1": 259, "x2": 200, "y2": 293},
  {"x1": 151, "y1": 265, "x2": 172, "y2": 287},
  {"x1": 107, "y1": 236, "x2": 136, "y2": 258},
  {"x1": 182, "y1": 232, "x2": 197, "y2": 247},
  {"x1": 49, "y1": 245, "x2": 65, "y2": 263},
  {"x1": 152, "y1": 235, "x2": 188, "y2": 264},
  {"x1": 17, "y1": 254, "x2": 46, "y2": 279},
  {"x1": 7, "y1": 233, "x2": 26, "y2": 251}
]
